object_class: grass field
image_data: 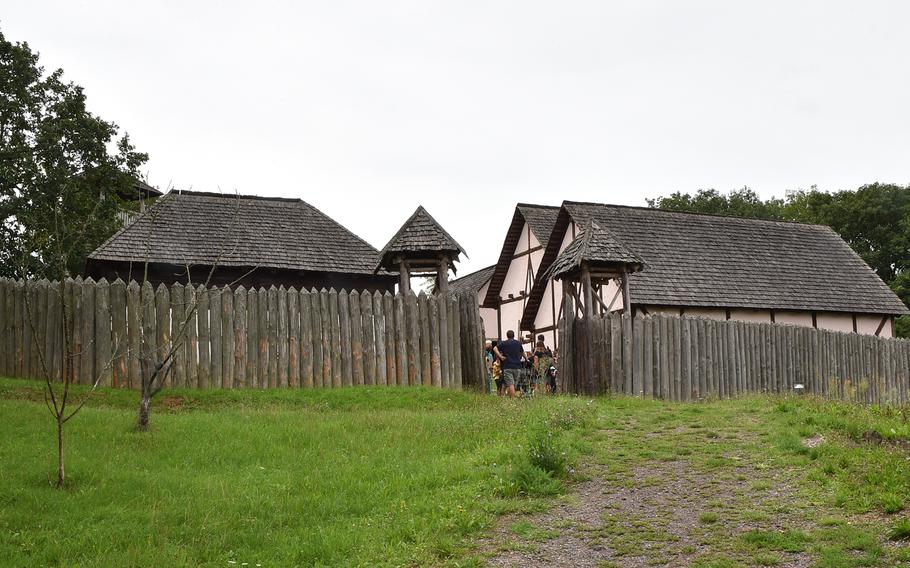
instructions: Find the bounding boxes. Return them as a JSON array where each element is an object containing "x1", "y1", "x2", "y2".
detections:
[
  {"x1": 0, "y1": 378, "x2": 594, "y2": 567},
  {"x1": 2, "y1": 379, "x2": 910, "y2": 567}
]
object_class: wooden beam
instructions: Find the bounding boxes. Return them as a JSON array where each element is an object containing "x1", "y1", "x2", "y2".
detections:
[
  {"x1": 593, "y1": 284, "x2": 609, "y2": 313},
  {"x1": 511, "y1": 245, "x2": 543, "y2": 260},
  {"x1": 620, "y1": 269, "x2": 631, "y2": 316},
  {"x1": 606, "y1": 280, "x2": 622, "y2": 312},
  {"x1": 582, "y1": 265, "x2": 594, "y2": 319},
  {"x1": 875, "y1": 315, "x2": 888, "y2": 337},
  {"x1": 437, "y1": 256, "x2": 449, "y2": 295},
  {"x1": 569, "y1": 282, "x2": 583, "y2": 318},
  {"x1": 398, "y1": 259, "x2": 410, "y2": 294},
  {"x1": 499, "y1": 293, "x2": 527, "y2": 305}
]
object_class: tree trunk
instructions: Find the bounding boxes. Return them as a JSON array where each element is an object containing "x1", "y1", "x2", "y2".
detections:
[
  {"x1": 138, "y1": 392, "x2": 151, "y2": 431},
  {"x1": 56, "y1": 415, "x2": 65, "y2": 488}
]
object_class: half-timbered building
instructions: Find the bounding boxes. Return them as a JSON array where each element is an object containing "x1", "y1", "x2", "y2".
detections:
[{"x1": 481, "y1": 201, "x2": 909, "y2": 348}]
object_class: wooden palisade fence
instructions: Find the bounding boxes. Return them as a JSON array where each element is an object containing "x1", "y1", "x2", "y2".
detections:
[
  {"x1": 0, "y1": 278, "x2": 487, "y2": 391},
  {"x1": 560, "y1": 294, "x2": 910, "y2": 405}
]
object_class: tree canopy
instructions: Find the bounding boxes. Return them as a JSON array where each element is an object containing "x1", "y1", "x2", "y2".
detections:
[
  {"x1": 648, "y1": 183, "x2": 910, "y2": 336},
  {"x1": 0, "y1": 28, "x2": 148, "y2": 280}
]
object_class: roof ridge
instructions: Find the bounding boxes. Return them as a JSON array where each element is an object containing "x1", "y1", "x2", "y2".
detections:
[
  {"x1": 172, "y1": 190, "x2": 304, "y2": 203},
  {"x1": 516, "y1": 203, "x2": 561, "y2": 210},
  {"x1": 562, "y1": 200, "x2": 832, "y2": 229},
  {"x1": 451, "y1": 264, "x2": 495, "y2": 282}
]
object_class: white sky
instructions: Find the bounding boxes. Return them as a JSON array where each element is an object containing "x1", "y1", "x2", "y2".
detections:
[{"x1": 4, "y1": 1, "x2": 910, "y2": 277}]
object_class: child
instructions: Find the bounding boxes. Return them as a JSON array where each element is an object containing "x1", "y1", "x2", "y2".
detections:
[{"x1": 533, "y1": 338, "x2": 554, "y2": 395}]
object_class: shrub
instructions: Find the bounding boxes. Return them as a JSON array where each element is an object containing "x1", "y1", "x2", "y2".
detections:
[
  {"x1": 527, "y1": 427, "x2": 568, "y2": 477},
  {"x1": 512, "y1": 461, "x2": 562, "y2": 497}
]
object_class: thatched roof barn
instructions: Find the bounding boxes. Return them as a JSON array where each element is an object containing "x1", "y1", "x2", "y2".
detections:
[{"x1": 86, "y1": 190, "x2": 397, "y2": 292}]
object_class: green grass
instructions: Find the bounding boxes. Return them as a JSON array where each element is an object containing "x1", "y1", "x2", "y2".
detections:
[
  {"x1": 0, "y1": 378, "x2": 593, "y2": 567},
  {"x1": 4, "y1": 378, "x2": 910, "y2": 567}
]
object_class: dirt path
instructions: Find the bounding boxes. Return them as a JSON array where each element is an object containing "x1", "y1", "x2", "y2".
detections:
[{"x1": 480, "y1": 430, "x2": 821, "y2": 567}]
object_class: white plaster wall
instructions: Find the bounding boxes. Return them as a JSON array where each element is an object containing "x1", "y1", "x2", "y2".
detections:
[
  {"x1": 515, "y1": 221, "x2": 542, "y2": 252},
  {"x1": 534, "y1": 278, "x2": 559, "y2": 329},
  {"x1": 646, "y1": 306, "x2": 683, "y2": 317},
  {"x1": 499, "y1": 299, "x2": 525, "y2": 339},
  {"x1": 529, "y1": 249, "x2": 544, "y2": 274},
  {"x1": 599, "y1": 279, "x2": 623, "y2": 312},
  {"x1": 478, "y1": 279, "x2": 490, "y2": 300},
  {"x1": 683, "y1": 307, "x2": 726, "y2": 320},
  {"x1": 500, "y1": 256, "x2": 529, "y2": 301},
  {"x1": 730, "y1": 309, "x2": 771, "y2": 324},
  {"x1": 775, "y1": 310, "x2": 813, "y2": 327},
  {"x1": 815, "y1": 312, "x2": 854, "y2": 334},
  {"x1": 480, "y1": 307, "x2": 498, "y2": 339},
  {"x1": 499, "y1": 222, "x2": 540, "y2": 304},
  {"x1": 857, "y1": 314, "x2": 891, "y2": 337}
]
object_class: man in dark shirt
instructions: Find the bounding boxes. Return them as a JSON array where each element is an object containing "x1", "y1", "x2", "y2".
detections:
[{"x1": 494, "y1": 330, "x2": 525, "y2": 398}]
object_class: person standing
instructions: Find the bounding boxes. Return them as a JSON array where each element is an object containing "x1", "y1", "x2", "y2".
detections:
[
  {"x1": 484, "y1": 340, "x2": 495, "y2": 394},
  {"x1": 533, "y1": 335, "x2": 554, "y2": 395},
  {"x1": 494, "y1": 330, "x2": 525, "y2": 398}
]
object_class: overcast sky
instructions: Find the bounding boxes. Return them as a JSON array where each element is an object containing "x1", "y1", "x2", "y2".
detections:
[{"x1": 4, "y1": 1, "x2": 910, "y2": 276}]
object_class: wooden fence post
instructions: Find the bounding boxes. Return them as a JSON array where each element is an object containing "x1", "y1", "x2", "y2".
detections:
[
  {"x1": 209, "y1": 286, "x2": 222, "y2": 389},
  {"x1": 391, "y1": 292, "x2": 405, "y2": 385},
  {"x1": 361, "y1": 290, "x2": 375, "y2": 385},
  {"x1": 276, "y1": 286, "x2": 288, "y2": 388},
  {"x1": 406, "y1": 292, "x2": 420, "y2": 385},
  {"x1": 371, "y1": 291, "x2": 386, "y2": 386},
  {"x1": 235, "y1": 286, "x2": 248, "y2": 388},
  {"x1": 300, "y1": 289, "x2": 313, "y2": 388},
  {"x1": 310, "y1": 290, "x2": 324, "y2": 388},
  {"x1": 349, "y1": 290, "x2": 363, "y2": 386},
  {"x1": 94, "y1": 279, "x2": 112, "y2": 387},
  {"x1": 319, "y1": 289, "x2": 332, "y2": 386},
  {"x1": 267, "y1": 286, "x2": 281, "y2": 388},
  {"x1": 246, "y1": 287, "x2": 260, "y2": 388},
  {"x1": 286, "y1": 288, "x2": 299, "y2": 388},
  {"x1": 328, "y1": 289, "x2": 342, "y2": 388},
  {"x1": 337, "y1": 289, "x2": 352, "y2": 387},
  {"x1": 169, "y1": 283, "x2": 185, "y2": 388}
]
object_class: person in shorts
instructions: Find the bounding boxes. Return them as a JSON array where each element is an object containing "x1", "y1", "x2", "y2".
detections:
[{"x1": 493, "y1": 330, "x2": 525, "y2": 398}]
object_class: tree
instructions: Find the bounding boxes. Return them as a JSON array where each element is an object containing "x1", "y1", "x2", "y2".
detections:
[
  {"x1": 1, "y1": 28, "x2": 147, "y2": 486},
  {"x1": 648, "y1": 183, "x2": 910, "y2": 336},
  {"x1": 647, "y1": 186, "x2": 786, "y2": 220},
  {"x1": 0, "y1": 28, "x2": 147, "y2": 280}
]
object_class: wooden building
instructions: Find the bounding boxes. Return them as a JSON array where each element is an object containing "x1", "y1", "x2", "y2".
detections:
[
  {"x1": 86, "y1": 190, "x2": 398, "y2": 292},
  {"x1": 481, "y1": 201, "x2": 909, "y2": 348},
  {"x1": 450, "y1": 265, "x2": 497, "y2": 340},
  {"x1": 377, "y1": 206, "x2": 465, "y2": 294}
]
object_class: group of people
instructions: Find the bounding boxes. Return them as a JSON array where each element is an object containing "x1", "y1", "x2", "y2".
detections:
[{"x1": 484, "y1": 330, "x2": 558, "y2": 397}]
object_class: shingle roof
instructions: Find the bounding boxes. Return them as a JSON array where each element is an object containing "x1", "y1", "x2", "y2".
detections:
[
  {"x1": 117, "y1": 179, "x2": 163, "y2": 201},
  {"x1": 450, "y1": 265, "x2": 495, "y2": 294},
  {"x1": 377, "y1": 206, "x2": 465, "y2": 269},
  {"x1": 89, "y1": 190, "x2": 394, "y2": 276},
  {"x1": 481, "y1": 204, "x2": 560, "y2": 308},
  {"x1": 521, "y1": 202, "x2": 909, "y2": 327},
  {"x1": 546, "y1": 220, "x2": 642, "y2": 281},
  {"x1": 517, "y1": 204, "x2": 560, "y2": 250}
]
